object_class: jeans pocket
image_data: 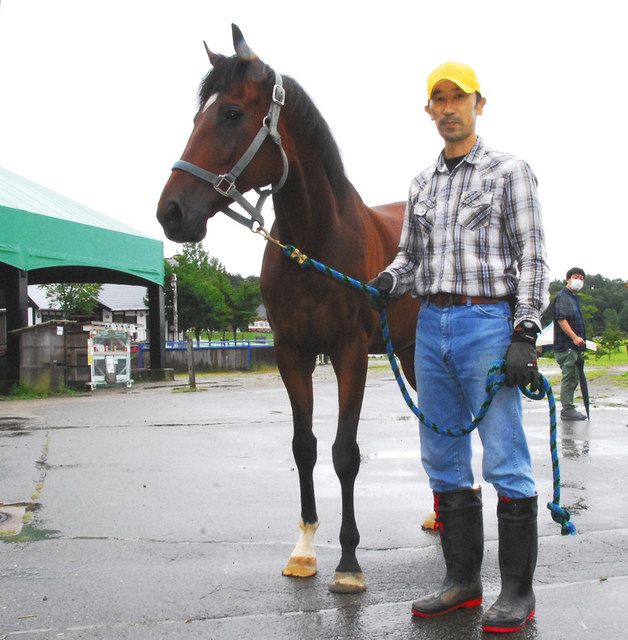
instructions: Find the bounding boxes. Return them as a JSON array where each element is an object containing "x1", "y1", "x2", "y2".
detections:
[{"x1": 472, "y1": 303, "x2": 512, "y2": 321}]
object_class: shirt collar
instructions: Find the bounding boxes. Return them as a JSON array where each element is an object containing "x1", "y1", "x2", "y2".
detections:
[{"x1": 436, "y1": 136, "x2": 485, "y2": 173}]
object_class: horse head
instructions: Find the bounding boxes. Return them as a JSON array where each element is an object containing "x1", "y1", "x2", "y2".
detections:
[{"x1": 157, "y1": 25, "x2": 287, "y2": 242}]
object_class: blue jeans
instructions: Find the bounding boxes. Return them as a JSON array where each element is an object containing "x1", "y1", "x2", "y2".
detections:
[{"x1": 415, "y1": 301, "x2": 536, "y2": 499}]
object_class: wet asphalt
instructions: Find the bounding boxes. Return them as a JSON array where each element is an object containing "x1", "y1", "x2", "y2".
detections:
[{"x1": 1, "y1": 363, "x2": 627, "y2": 639}]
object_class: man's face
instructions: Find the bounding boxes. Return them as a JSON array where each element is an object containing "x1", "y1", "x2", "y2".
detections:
[
  {"x1": 567, "y1": 274, "x2": 585, "y2": 291},
  {"x1": 424, "y1": 80, "x2": 485, "y2": 144}
]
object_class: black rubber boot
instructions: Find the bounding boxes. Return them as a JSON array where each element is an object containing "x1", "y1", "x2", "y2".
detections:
[
  {"x1": 412, "y1": 487, "x2": 483, "y2": 618},
  {"x1": 482, "y1": 495, "x2": 538, "y2": 633}
]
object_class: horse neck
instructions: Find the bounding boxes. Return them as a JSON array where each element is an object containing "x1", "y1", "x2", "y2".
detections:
[{"x1": 271, "y1": 147, "x2": 362, "y2": 254}]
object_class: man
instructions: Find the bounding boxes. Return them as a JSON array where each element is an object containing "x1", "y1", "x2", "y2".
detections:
[
  {"x1": 369, "y1": 61, "x2": 549, "y2": 633},
  {"x1": 553, "y1": 267, "x2": 588, "y2": 420}
]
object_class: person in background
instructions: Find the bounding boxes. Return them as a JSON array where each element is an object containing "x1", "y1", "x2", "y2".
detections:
[
  {"x1": 368, "y1": 61, "x2": 549, "y2": 634},
  {"x1": 553, "y1": 267, "x2": 588, "y2": 420}
]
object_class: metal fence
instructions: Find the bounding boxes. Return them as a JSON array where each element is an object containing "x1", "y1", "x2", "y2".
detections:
[{"x1": 133, "y1": 338, "x2": 275, "y2": 371}]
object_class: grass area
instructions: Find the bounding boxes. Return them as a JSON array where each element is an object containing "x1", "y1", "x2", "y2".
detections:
[
  {"x1": 1, "y1": 384, "x2": 79, "y2": 401},
  {"x1": 197, "y1": 331, "x2": 273, "y2": 342},
  {"x1": 580, "y1": 369, "x2": 608, "y2": 382},
  {"x1": 591, "y1": 348, "x2": 628, "y2": 366},
  {"x1": 541, "y1": 346, "x2": 628, "y2": 369},
  {"x1": 539, "y1": 350, "x2": 626, "y2": 388},
  {"x1": 609, "y1": 371, "x2": 628, "y2": 388}
]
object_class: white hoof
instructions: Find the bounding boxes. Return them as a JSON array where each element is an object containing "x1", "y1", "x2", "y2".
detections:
[
  {"x1": 328, "y1": 571, "x2": 366, "y2": 593},
  {"x1": 283, "y1": 520, "x2": 319, "y2": 578}
]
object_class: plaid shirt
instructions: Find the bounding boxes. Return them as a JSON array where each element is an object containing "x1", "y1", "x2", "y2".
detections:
[{"x1": 385, "y1": 137, "x2": 549, "y2": 328}]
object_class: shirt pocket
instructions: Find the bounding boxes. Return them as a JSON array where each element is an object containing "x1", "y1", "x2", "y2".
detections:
[
  {"x1": 412, "y1": 195, "x2": 436, "y2": 234},
  {"x1": 457, "y1": 190, "x2": 493, "y2": 231}
]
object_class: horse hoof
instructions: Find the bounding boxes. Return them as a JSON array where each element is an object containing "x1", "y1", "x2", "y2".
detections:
[
  {"x1": 421, "y1": 510, "x2": 437, "y2": 531},
  {"x1": 282, "y1": 556, "x2": 317, "y2": 578},
  {"x1": 328, "y1": 571, "x2": 366, "y2": 593}
]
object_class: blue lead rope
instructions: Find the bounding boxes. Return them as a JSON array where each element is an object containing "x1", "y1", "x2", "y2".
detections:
[{"x1": 280, "y1": 243, "x2": 576, "y2": 535}]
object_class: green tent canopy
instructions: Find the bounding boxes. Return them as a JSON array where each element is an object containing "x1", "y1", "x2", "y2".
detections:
[{"x1": 0, "y1": 167, "x2": 164, "y2": 286}]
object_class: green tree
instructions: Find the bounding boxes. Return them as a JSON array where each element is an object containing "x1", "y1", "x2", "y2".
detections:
[
  {"x1": 585, "y1": 275, "x2": 627, "y2": 335},
  {"x1": 169, "y1": 243, "x2": 231, "y2": 342},
  {"x1": 226, "y1": 279, "x2": 261, "y2": 340},
  {"x1": 620, "y1": 303, "x2": 628, "y2": 333},
  {"x1": 603, "y1": 308, "x2": 619, "y2": 331},
  {"x1": 595, "y1": 328, "x2": 625, "y2": 361},
  {"x1": 43, "y1": 283, "x2": 102, "y2": 318}
]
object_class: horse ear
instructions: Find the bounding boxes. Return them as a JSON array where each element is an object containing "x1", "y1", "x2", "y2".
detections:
[
  {"x1": 203, "y1": 41, "x2": 223, "y2": 67},
  {"x1": 231, "y1": 23, "x2": 258, "y2": 61}
]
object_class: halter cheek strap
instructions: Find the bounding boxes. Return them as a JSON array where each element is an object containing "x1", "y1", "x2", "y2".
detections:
[{"x1": 171, "y1": 70, "x2": 289, "y2": 230}]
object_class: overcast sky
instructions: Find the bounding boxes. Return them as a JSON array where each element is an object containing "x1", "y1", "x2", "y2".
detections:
[{"x1": 1, "y1": 0, "x2": 624, "y2": 281}]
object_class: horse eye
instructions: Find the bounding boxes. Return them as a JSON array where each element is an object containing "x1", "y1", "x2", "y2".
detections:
[{"x1": 224, "y1": 108, "x2": 242, "y2": 121}]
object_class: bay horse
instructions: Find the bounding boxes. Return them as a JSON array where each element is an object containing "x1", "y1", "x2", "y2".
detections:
[{"x1": 157, "y1": 25, "x2": 419, "y2": 593}]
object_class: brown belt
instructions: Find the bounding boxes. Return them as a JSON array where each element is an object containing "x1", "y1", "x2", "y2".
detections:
[{"x1": 425, "y1": 292, "x2": 506, "y2": 307}]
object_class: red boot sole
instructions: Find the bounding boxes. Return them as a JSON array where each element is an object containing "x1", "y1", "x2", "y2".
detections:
[{"x1": 482, "y1": 609, "x2": 535, "y2": 633}]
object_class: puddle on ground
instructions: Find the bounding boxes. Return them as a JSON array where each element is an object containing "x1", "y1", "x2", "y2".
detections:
[
  {"x1": 367, "y1": 449, "x2": 420, "y2": 460},
  {"x1": 1, "y1": 431, "x2": 60, "y2": 543},
  {"x1": 561, "y1": 438, "x2": 590, "y2": 458},
  {"x1": 0, "y1": 503, "x2": 60, "y2": 543},
  {"x1": 564, "y1": 496, "x2": 589, "y2": 513},
  {"x1": 0, "y1": 416, "x2": 34, "y2": 438},
  {"x1": 0, "y1": 416, "x2": 30, "y2": 432}
]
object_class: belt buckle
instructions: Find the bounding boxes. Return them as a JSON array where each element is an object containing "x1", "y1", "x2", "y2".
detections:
[
  {"x1": 431, "y1": 292, "x2": 455, "y2": 307},
  {"x1": 439, "y1": 292, "x2": 456, "y2": 307}
]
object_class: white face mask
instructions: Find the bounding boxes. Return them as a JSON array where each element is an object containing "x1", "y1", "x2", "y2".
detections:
[{"x1": 569, "y1": 278, "x2": 584, "y2": 292}]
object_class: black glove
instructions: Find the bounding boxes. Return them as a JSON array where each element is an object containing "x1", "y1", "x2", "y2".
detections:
[
  {"x1": 366, "y1": 272, "x2": 394, "y2": 312},
  {"x1": 504, "y1": 325, "x2": 541, "y2": 391}
]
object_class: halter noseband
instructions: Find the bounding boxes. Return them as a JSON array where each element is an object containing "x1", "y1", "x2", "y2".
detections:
[{"x1": 171, "y1": 70, "x2": 289, "y2": 230}]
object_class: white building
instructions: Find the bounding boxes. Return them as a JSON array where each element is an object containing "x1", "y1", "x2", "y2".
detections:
[{"x1": 28, "y1": 284, "x2": 149, "y2": 341}]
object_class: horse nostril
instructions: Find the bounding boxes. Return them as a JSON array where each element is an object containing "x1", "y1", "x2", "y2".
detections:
[{"x1": 164, "y1": 200, "x2": 183, "y2": 230}]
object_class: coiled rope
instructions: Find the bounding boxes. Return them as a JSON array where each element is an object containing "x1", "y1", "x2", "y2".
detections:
[{"x1": 257, "y1": 231, "x2": 576, "y2": 535}]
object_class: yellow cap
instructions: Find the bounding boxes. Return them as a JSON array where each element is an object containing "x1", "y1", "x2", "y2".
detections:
[{"x1": 427, "y1": 61, "x2": 480, "y2": 99}]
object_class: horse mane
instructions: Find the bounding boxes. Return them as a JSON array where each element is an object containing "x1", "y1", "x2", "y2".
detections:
[{"x1": 198, "y1": 56, "x2": 350, "y2": 195}]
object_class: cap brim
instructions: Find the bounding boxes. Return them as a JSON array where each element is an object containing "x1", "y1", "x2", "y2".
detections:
[{"x1": 430, "y1": 76, "x2": 478, "y2": 97}]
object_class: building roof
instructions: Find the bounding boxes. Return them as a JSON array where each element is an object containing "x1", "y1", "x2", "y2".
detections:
[
  {"x1": 98, "y1": 284, "x2": 147, "y2": 310},
  {"x1": 28, "y1": 284, "x2": 148, "y2": 311},
  {"x1": 0, "y1": 167, "x2": 164, "y2": 286}
]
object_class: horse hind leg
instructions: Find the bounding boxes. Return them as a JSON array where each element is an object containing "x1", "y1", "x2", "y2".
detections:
[
  {"x1": 276, "y1": 345, "x2": 319, "y2": 579},
  {"x1": 396, "y1": 342, "x2": 417, "y2": 390}
]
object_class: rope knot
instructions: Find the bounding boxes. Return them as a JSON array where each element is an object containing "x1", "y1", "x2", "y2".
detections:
[{"x1": 547, "y1": 501, "x2": 577, "y2": 535}]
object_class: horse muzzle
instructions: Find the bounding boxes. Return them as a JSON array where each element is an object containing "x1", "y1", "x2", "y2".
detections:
[{"x1": 156, "y1": 198, "x2": 216, "y2": 243}]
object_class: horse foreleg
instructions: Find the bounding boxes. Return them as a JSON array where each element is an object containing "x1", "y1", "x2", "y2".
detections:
[
  {"x1": 328, "y1": 338, "x2": 369, "y2": 593},
  {"x1": 276, "y1": 344, "x2": 319, "y2": 578},
  {"x1": 283, "y1": 519, "x2": 319, "y2": 578}
]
